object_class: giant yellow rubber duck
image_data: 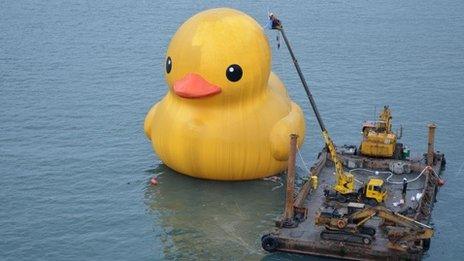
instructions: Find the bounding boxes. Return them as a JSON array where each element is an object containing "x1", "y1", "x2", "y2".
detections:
[{"x1": 144, "y1": 8, "x2": 305, "y2": 180}]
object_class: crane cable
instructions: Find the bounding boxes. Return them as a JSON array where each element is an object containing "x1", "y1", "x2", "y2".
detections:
[{"x1": 296, "y1": 145, "x2": 311, "y2": 177}]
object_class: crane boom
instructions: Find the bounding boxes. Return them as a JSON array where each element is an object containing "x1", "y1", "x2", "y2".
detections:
[{"x1": 270, "y1": 15, "x2": 354, "y2": 194}]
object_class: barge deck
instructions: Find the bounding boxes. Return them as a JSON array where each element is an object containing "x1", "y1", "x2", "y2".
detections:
[{"x1": 262, "y1": 128, "x2": 445, "y2": 260}]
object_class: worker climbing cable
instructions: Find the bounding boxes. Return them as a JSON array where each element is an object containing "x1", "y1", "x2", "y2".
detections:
[
  {"x1": 266, "y1": 12, "x2": 281, "y2": 49},
  {"x1": 268, "y1": 12, "x2": 282, "y2": 29}
]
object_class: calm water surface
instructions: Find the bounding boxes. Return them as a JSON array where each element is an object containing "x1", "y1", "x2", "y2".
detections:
[{"x1": 1, "y1": 0, "x2": 463, "y2": 260}]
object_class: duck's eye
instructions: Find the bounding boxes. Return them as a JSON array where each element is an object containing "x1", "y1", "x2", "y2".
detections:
[
  {"x1": 166, "y1": 57, "x2": 172, "y2": 74},
  {"x1": 226, "y1": 64, "x2": 242, "y2": 82}
]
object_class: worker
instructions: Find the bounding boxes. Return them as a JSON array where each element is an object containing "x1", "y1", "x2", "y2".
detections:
[
  {"x1": 402, "y1": 178, "x2": 408, "y2": 201},
  {"x1": 268, "y1": 13, "x2": 282, "y2": 29}
]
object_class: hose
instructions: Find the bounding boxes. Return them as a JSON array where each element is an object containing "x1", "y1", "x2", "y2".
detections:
[{"x1": 349, "y1": 166, "x2": 431, "y2": 185}]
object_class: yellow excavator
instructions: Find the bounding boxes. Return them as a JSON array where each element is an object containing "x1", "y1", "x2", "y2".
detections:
[
  {"x1": 315, "y1": 203, "x2": 433, "y2": 252},
  {"x1": 360, "y1": 106, "x2": 404, "y2": 159},
  {"x1": 274, "y1": 20, "x2": 386, "y2": 205}
]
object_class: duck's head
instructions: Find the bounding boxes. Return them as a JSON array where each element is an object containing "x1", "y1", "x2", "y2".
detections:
[{"x1": 165, "y1": 8, "x2": 271, "y2": 104}]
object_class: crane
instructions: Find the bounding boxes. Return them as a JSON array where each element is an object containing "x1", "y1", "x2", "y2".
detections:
[
  {"x1": 268, "y1": 13, "x2": 386, "y2": 204},
  {"x1": 360, "y1": 105, "x2": 404, "y2": 159}
]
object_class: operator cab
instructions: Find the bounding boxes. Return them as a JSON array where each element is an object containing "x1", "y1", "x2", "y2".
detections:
[{"x1": 364, "y1": 178, "x2": 387, "y2": 204}]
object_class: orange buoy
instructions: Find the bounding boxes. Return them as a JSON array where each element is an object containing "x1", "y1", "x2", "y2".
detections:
[{"x1": 150, "y1": 176, "x2": 158, "y2": 186}]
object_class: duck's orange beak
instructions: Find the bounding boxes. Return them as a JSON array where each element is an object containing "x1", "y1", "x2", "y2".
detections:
[{"x1": 173, "y1": 73, "x2": 221, "y2": 98}]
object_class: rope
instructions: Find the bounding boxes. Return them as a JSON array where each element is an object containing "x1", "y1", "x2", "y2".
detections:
[
  {"x1": 349, "y1": 166, "x2": 433, "y2": 185},
  {"x1": 457, "y1": 161, "x2": 464, "y2": 176},
  {"x1": 428, "y1": 166, "x2": 442, "y2": 179},
  {"x1": 296, "y1": 145, "x2": 311, "y2": 176},
  {"x1": 348, "y1": 168, "x2": 389, "y2": 184},
  {"x1": 271, "y1": 182, "x2": 283, "y2": 191},
  {"x1": 292, "y1": 145, "x2": 441, "y2": 187},
  {"x1": 386, "y1": 167, "x2": 428, "y2": 185}
]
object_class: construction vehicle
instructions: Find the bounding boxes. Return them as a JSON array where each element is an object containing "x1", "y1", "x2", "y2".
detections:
[
  {"x1": 359, "y1": 178, "x2": 387, "y2": 204},
  {"x1": 315, "y1": 203, "x2": 433, "y2": 252},
  {"x1": 270, "y1": 15, "x2": 387, "y2": 205},
  {"x1": 360, "y1": 106, "x2": 404, "y2": 158},
  {"x1": 324, "y1": 177, "x2": 387, "y2": 205}
]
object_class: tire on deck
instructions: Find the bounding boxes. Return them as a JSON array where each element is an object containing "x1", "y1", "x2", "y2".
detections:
[{"x1": 261, "y1": 234, "x2": 279, "y2": 252}]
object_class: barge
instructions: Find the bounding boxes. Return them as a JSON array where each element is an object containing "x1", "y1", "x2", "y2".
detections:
[
  {"x1": 264, "y1": 13, "x2": 446, "y2": 260},
  {"x1": 261, "y1": 124, "x2": 445, "y2": 260}
]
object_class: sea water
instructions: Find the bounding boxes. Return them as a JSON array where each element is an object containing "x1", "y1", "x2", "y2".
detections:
[{"x1": 1, "y1": 0, "x2": 463, "y2": 260}]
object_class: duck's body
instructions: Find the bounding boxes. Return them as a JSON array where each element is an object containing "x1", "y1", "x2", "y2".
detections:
[{"x1": 144, "y1": 8, "x2": 305, "y2": 180}]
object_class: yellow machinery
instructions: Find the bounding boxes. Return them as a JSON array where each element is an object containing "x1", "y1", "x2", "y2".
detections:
[
  {"x1": 322, "y1": 135, "x2": 387, "y2": 204},
  {"x1": 322, "y1": 131, "x2": 355, "y2": 195},
  {"x1": 315, "y1": 204, "x2": 433, "y2": 252},
  {"x1": 361, "y1": 178, "x2": 387, "y2": 204},
  {"x1": 360, "y1": 106, "x2": 402, "y2": 158},
  {"x1": 324, "y1": 174, "x2": 387, "y2": 205},
  {"x1": 275, "y1": 22, "x2": 386, "y2": 204}
]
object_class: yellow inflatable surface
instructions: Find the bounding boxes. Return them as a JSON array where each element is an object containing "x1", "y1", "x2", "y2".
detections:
[{"x1": 144, "y1": 8, "x2": 305, "y2": 180}]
